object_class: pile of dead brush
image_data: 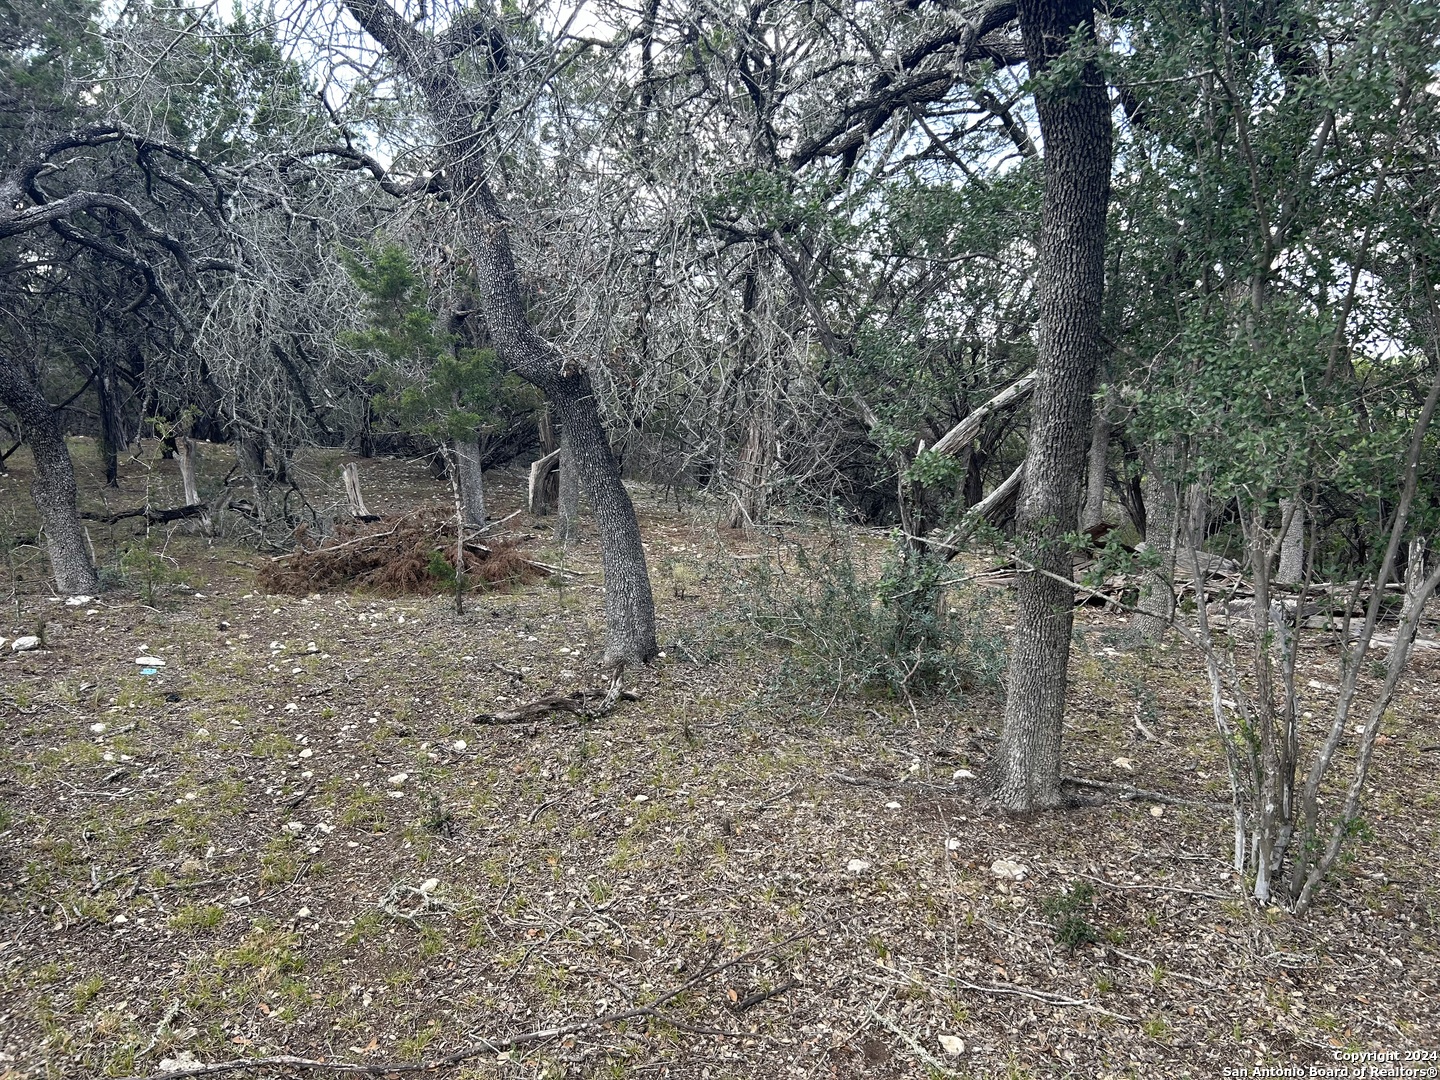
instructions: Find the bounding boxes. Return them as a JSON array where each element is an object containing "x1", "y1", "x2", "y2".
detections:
[{"x1": 257, "y1": 511, "x2": 548, "y2": 596}]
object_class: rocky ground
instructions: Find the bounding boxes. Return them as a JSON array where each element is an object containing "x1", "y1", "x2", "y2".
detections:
[{"x1": 1, "y1": 440, "x2": 1437, "y2": 1080}]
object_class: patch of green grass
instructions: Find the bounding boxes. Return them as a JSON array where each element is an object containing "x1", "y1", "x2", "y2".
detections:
[
  {"x1": 1040, "y1": 881, "x2": 1100, "y2": 953},
  {"x1": 170, "y1": 904, "x2": 225, "y2": 932},
  {"x1": 341, "y1": 792, "x2": 389, "y2": 833},
  {"x1": 72, "y1": 974, "x2": 104, "y2": 1010},
  {"x1": 214, "y1": 926, "x2": 305, "y2": 979},
  {"x1": 345, "y1": 911, "x2": 387, "y2": 945},
  {"x1": 252, "y1": 732, "x2": 302, "y2": 758},
  {"x1": 1141, "y1": 1013, "x2": 1171, "y2": 1040}
]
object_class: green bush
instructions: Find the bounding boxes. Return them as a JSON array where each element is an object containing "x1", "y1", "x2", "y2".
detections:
[{"x1": 738, "y1": 529, "x2": 1003, "y2": 701}]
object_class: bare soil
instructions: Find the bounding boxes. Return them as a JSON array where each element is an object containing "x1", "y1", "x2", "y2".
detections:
[{"x1": 1, "y1": 439, "x2": 1437, "y2": 1080}]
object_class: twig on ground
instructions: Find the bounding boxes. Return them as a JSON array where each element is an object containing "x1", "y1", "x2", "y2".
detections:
[
  {"x1": 732, "y1": 980, "x2": 800, "y2": 1012},
  {"x1": 1060, "y1": 775, "x2": 1227, "y2": 807},
  {"x1": 1075, "y1": 872, "x2": 1234, "y2": 902},
  {"x1": 474, "y1": 687, "x2": 640, "y2": 725},
  {"x1": 944, "y1": 978, "x2": 1137, "y2": 1022},
  {"x1": 867, "y1": 1009, "x2": 961, "y2": 1076}
]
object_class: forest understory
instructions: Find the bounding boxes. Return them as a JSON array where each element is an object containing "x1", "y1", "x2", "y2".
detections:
[{"x1": 1, "y1": 442, "x2": 1436, "y2": 1080}]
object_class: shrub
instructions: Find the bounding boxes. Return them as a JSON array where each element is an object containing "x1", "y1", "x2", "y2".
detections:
[{"x1": 738, "y1": 528, "x2": 1003, "y2": 701}]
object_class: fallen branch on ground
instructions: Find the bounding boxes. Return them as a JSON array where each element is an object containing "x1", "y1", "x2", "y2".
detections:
[
  {"x1": 82, "y1": 502, "x2": 211, "y2": 525},
  {"x1": 1060, "y1": 775, "x2": 1228, "y2": 807},
  {"x1": 473, "y1": 686, "x2": 640, "y2": 724}
]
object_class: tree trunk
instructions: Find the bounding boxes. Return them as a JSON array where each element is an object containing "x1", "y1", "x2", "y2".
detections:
[
  {"x1": 340, "y1": 0, "x2": 657, "y2": 670},
  {"x1": 1131, "y1": 449, "x2": 1179, "y2": 643},
  {"x1": 176, "y1": 437, "x2": 212, "y2": 533},
  {"x1": 235, "y1": 434, "x2": 277, "y2": 522},
  {"x1": 722, "y1": 403, "x2": 775, "y2": 530},
  {"x1": 451, "y1": 435, "x2": 486, "y2": 526},
  {"x1": 985, "y1": 0, "x2": 1112, "y2": 812},
  {"x1": 1080, "y1": 385, "x2": 1111, "y2": 530},
  {"x1": 342, "y1": 462, "x2": 371, "y2": 518},
  {"x1": 1276, "y1": 498, "x2": 1304, "y2": 584},
  {"x1": 96, "y1": 351, "x2": 125, "y2": 488},
  {"x1": 556, "y1": 426, "x2": 580, "y2": 542},
  {"x1": 551, "y1": 376, "x2": 656, "y2": 669},
  {"x1": 0, "y1": 360, "x2": 101, "y2": 594},
  {"x1": 528, "y1": 449, "x2": 560, "y2": 514}
]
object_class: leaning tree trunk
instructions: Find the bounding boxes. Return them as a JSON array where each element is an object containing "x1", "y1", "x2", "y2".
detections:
[
  {"x1": 451, "y1": 435, "x2": 487, "y2": 526},
  {"x1": 339, "y1": 0, "x2": 657, "y2": 670},
  {"x1": 985, "y1": 0, "x2": 1112, "y2": 812},
  {"x1": 0, "y1": 360, "x2": 101, "y2": 595}
]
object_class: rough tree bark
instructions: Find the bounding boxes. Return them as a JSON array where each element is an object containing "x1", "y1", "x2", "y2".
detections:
[
  {"x1": 336, "y1": 0, "x2": 657, "y2": 668},
  {"x1": 451, "y1": 436, "x2": 487, "y2": 526},
  {"x1": 1276, "y1": 497, "x2": 1304, "y2": 584},
  {"x1": 0, "y1": 360, "x2": 102, "y2": 595},
  {"x1": 1080, "y1": 385, "x2": 1111, "y2": 529},
  {"x1": 556, "y1": 426, "x2": 580, "y2": 542},
  {"x1": 984, "y1": 0, "x2": 1112, "y2": 811}
]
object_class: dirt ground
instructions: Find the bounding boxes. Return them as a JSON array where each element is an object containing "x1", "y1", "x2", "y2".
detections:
[{"x1": 1, "y1": 439, "x2": 1437, "y2": 1080}]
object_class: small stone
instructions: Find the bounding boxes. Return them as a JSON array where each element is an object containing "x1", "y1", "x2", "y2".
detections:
[
  {"x1": 452, "y1": 740, "x2": 467, "y2": 751},
  {"x1": 939, "y1": 1034, "x2": 965, "y2": 1055},
  {"x1": 633, "y1": 794, "x2": 649, "y2": 803},
  {"x1": 65, "y1": 595, "x2": 94, "y2": 606},
  {"x1": 11, "y1": 635, "x2": 40, "y2": 652},
  {"x1": 306, "y1": 642, "x2": 318, "y2": 653},
  {"x1": 284, "y1": 702, "x2": 298, "y2": 712},
  {"x1": 418, "y1": 878, "x2": 439, "y2": 895},
  {"x1": 1113, "y1": 757, "x2": 1135, "y2": 771},
  {"x1": 990, "y1": 859, "x2": 1028, "y2": 881},
  {"x1": 846, "y1": 859, "x2": 872, "y2": 874},
  {"x1": 112, "y1": 914, "x2": 128, "y2": 924},
  {"x1": 282, "y1": 821, "x2": 305, "y2": 836},
  {"x1": 134, "y1": 655, "x2": 166, "y2": 666},
  {"x1": 1150, "y1": 805, "x2": 1165, "y2": 817},
  {"x1": 299, "y1": 748, "x2": 314, "y2": 759},
  {"x1": 885, "y1": 801, "x2": 902, "y2": 810},
  {"x1": 952, "y1": 769, "x2": 976, "y2": 780},
  {"x1": 388, "y1": 773, "x2": 408, "y2": 786},
  {"x1": 296, "y1": 906, "x2": 312, "y2": 919},
  {"x1": 230, "y1": 896, "x2": 251, "y2": 906},
  {"x1": 946, "y1": 837, "x2": 962, "y2": 852}
]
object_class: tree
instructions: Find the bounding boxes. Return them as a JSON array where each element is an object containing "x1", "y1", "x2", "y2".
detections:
[
  {"x1": 345, "y1": 242, "x2": 540, "y2": 526},
  {"x1": 982, "y1": 0, "x2": 1112, "y2": 810},
  {"x1": 323, "y1": 0, "x2": 658, "y2": 671}
]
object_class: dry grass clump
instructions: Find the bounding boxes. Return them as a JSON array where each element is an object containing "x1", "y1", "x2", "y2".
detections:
[{"x1": 257, "y1": 512, "x2": 545, "y2": 595}]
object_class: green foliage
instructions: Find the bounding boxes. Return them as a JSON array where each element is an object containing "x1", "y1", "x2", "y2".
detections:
[
  {"x1": 343, "y1": 244, "x2": 535, "y2": 445},
  {"x1": 738, "y1": 527, "x2": 1004, "y2": 701},
  {"x1": 1040, "y1": 881, "x2": 1100, "y2": 953}
]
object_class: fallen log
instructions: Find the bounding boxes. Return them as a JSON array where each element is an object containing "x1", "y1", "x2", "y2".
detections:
[{"x1": 82, "y1": 502, "x2": 210, "y2": 525}]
